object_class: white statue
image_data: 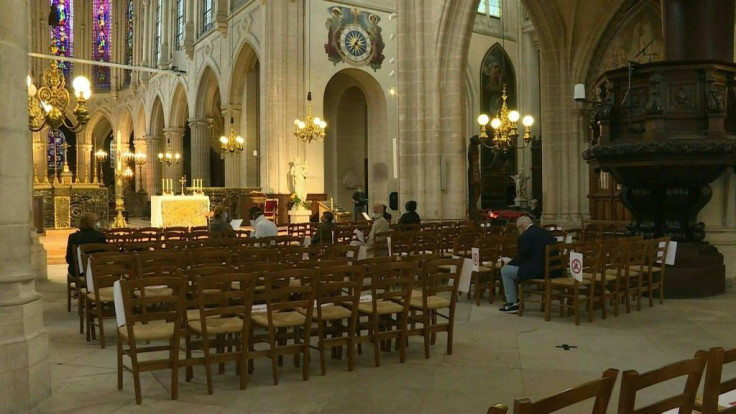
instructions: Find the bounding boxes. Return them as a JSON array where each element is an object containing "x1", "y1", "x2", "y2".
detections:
[
  {"x1": 511, "y1": 171, "x2": 529, "y2": 199},
  {"x1": 289, "y1": 159, "x2": 308, "y2": 207}
]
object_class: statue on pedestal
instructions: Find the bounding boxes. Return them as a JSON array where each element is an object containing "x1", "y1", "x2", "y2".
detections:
[
  {"x1": 288, "y1": 159, "x2": 308, "y2": 210},
  {"x1": 511, "y1": 170, "x2": 529, "y2": 200}
]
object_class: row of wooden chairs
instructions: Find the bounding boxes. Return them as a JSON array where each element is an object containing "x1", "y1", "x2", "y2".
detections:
[
  {"x1": 112, "y1": 257, "x2": 464, "y2": 404},
  {"x1": 488, "y1": 346, "x2": 736, "y2": 414},
  {"x1": 517, "y1": 236, "x2": 670, "y2": 325}
]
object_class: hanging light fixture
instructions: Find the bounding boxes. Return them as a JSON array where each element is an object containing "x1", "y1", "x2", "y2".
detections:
[
  {"x1": 219, "y1": 117, "x2": 245, "y2": 153},
  {"x1": 28, "y1": 13, "x2": 91, "y2": 132},
  {"x1": 293, "y1": 0, "x2": 326, "y2": 143},
  {"x1": 475, "y1": 0, "x2": 536, "y2": 152},
  {"x1": 157, "y1": 138, "x2": 180, "y2": 166}
]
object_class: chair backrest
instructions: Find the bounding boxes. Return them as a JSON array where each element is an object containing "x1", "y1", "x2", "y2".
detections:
[
  {"x1": 322, "y1": 244, "x2": 360, "y2": 259},
  {"x1": 390, "y1": 230, "x2": 417, "y2": 257},
  {"x1": 122, "y1": 242, "x2": 161, "y2": 253},
  {"x1": 617, "y1": 350, "x2": 708, "y2": 413},
  {"x1": 182, "y1": 265, "x2": 231, "y2": 293},
  {"x1": 231, "y1": 246, "x2": 279, "y2": 268},
  {"x1": 118, "y1": 276, "x2": 186, "y2": 332},
  {"x1": 701, "y1": 347, "x2": 736, "y2": 414},
  {"x1": 648, "y1": 236, "x2": 670, "y2": 267},
  {"x1": 368, "y1": 261, "x2": 416, "y2": 303},
  {"x1": 192, "y1": 273, "x2": 257, "y2": 333},
  {"x1": 135, "y1": 251, "x2": 184, "y2": 276},
  {"x1": 262, "y1": 268, "x2": 316, "y2": 317},
  {"x1": 515, "y1": 369, "x2": 619, "y2": 414},
  {"x1": 77, "y1": 243, "x2": 120, "y2": 275},
  {"x1": 544, "y1": 242, "x2": 568, "y2": 280},
  {"x1": 185, "y1": 247, "x2": 232, "y2": 268},
  {"x1": 420, "y1": 258, "x2": 463, "y2": 308},
  {"x1": 315, "y1": 265, "x2": 364, "y2": 312},
  {"x1": 89, "y1": 253, "x2": 137, "y2": 293},
  {"x1": 162, "y1": 227, "x2": 189, "y2": 241}
]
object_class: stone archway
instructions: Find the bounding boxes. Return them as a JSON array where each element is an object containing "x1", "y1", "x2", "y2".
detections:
[
  {"x1": 323, "y1": 69, "x2": 388, "y2": 211},
  {"x1": 150, "y1": 96, "x2": 165, "y2": 194},
  {"x1": 193, "y1": 66, "x2": 222, "y2": 187},
  {"x1": 228, "y1": 42, "x2": 260, "y2": 188}
]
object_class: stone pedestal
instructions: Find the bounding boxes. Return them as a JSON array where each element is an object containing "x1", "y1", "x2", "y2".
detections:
[
  {"x1": 288, "y1": 209, "x2": 311, "y2": 224},
  {"x1": 664, "y1": 242, "x2": 725, "y2": 298}
]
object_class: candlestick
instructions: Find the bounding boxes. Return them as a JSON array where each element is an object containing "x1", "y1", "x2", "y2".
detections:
[{"x1": 330, "y1": 197, "x2": 334, "y2": 211}]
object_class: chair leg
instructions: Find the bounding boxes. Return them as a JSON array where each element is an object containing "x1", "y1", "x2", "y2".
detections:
[
  {"x1": 171, "y1": 337, "x2": 180, "y2": 400},
  {"x1": 67, "y1": 279, "x2": 72, "y2": 312},
  {"x1": 131, "y1": 354, "x2": 142, "y2": 405},
  {"x1": 78, "y1": 292, "x2": 85, "y2": 334},
  {"x1": 117, "y1": 337, "x2": 123, "y2": 390}
]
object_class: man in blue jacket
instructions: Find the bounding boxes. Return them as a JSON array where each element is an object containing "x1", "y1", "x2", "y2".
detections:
[{"x1": 499, "y1": 215, "x2": 557, "y2": 313}]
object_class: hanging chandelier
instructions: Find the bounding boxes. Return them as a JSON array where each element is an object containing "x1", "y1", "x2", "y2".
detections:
[
  {"x1": 219, "y1": 117, "x2": 245, "y2": 154},
  {"x1": 28, "y1": 16, "x2": 91, "y2": 132},
  {"x1": 294, "y1": 92, "x2": 327, "y2": 143},
  {"x1": 158, "y1": 138, "x2": 180, "y2": 166},
  {"x1": 477, "y1": 86, "x2": 535, "y2": 152}
]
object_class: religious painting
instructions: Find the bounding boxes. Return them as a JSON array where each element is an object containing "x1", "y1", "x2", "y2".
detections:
[
  {"x1": 324, "y1": 7, "x2": 385, "y2": 71},
  {"x1": 480, "y1": 44, "x2": 516, "y2": 120},
  {"x1": 587, "y1": 0, "x2": 662, "y2": 89}
]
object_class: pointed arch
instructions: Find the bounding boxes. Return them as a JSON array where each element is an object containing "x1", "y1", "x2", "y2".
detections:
[
  {"x1": 195, "y1": 65, "x2": 221, "y2": 117},
  {"x1": 480, "y1": 43, "x2": 517, "y2": 117},
  {"x1": 169, "y1": 81, "x2": 190, "y2": 129}
]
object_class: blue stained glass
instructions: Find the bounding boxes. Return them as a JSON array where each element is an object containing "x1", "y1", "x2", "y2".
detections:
[
  {"x1": 50, "y1": 0, "x2": 74, "y2": 82},
  {"x1": 93, "y1": 0, "x2": 111, "y2": 90},
  {"x1": 47, "y1": 129, "x2": 66, "y2": 173}
]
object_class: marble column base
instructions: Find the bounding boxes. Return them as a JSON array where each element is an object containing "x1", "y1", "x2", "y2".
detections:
[
  {"x1": 30, "y1": 231, "x2": 47, "y2": 282},
  {"x1": 0, "y1": 299, "x2": 50, "y2": 413}
]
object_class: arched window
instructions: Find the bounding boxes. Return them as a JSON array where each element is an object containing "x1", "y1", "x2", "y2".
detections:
[
  {"x1": 47, "y1": 129, "x2": 66, "y2": 175},
  {"x1": 154, "y1": 0, "x2": 162, "y2": 63},
  {"x1": 124, "y1": 0, "x2": 134, "y2": 87},
  {"x1": 478, "y1": 0, "x2": 501, "y2": 17},
  {"x1": 202, "y1": 0, "x2": 214, "y2": 33},
  {"x1": 50, "y1": 0, "x2": 74, "y2": 81},
  {"x1": 92, "y1": 0, "x2": 111, "y2": 90},
  {"x1": 175, "y1": 0, "x2": 185, "y2": 49}
]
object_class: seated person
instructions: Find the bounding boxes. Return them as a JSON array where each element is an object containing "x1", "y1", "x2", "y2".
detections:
[
  {"x1": 366, "y1": 203, "x2": 390, "y2": 256},
  {"x1": 529, "y1": 199, "x2": 542, "y2": 220},
  {"x1": 208, "y1": 204, "x2": 233, "y2": 232},
  {"x1": 249, "y1": 206, "x2": 278, "y2": 239},
  {"x1": 311, "y1": 211, "x2": 335, "y2": 245},
  {"x1": 382, "y1": 204, "x2": 392, "y2": 222},
  {"x1": 398, "y1": 200, "x2": 421, "y2": 226},
  {"x1": 65, "y1": 212, "x2": 106, "y2": 275}
]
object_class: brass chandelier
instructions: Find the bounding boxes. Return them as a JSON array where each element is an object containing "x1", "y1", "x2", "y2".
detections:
[
  {"x1": 477, "y1": 86, "x2": 534, "y2": 152},
  {"x1": 220, "y1": 117, "x2": 245, "y2": 154},
  {"x1": 28, "y1": 41, "x2": 91, "y2": 132},
  {"x1": 158, "y1": 138, "x2": 181, "y2": 166},
  {"x1": 293, "y1": 92, "x2": 327, "y2": 143}
]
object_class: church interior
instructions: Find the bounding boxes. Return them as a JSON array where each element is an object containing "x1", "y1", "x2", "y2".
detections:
[{"x1": 3, "y1": 0, "x2": 736, "y2": 412}]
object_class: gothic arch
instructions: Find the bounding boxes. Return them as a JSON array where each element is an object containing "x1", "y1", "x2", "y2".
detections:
[
  {"x1": 480, "y1": 43, "x2": 517, "y2": 117},
  {"x1": 195, "y1": 65, "x2": 221, "y2": 118},
  {"x1": 169, "y1": 82, "x2": 190, "y2": 129},
  {"x1": 150, "y1": 96, "x2": 165, "y2": 136}
]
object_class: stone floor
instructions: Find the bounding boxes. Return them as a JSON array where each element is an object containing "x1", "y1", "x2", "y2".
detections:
[{"x1": 31, "y1": 263, "x2": 736, "y2": 413}]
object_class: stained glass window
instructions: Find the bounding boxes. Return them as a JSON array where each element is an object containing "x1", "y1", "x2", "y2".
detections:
[
  {"x1": 154, "y1": 0, "x2": 162, "y2": 63},
  {"x1": 50, "y1": 0, "x2": 74, "y2": 82},
  {"x1": 93, "y1": 0, "x2": 111, "y2": 90},
  {"x1": 47, "y1": 129, "x2": 66, "y2": 173},
  {"x1": 175, "y1": 0, "x2": 185, "y2": 49},
  {"x1": 202, "y1": 0, "x2": 214, "y2": 33},
  {"x1": 124, "y1": 0, "x2": 134, "y2": 87},
  {"x1": 478, "y1": 0, "x2": 501, "y2": 17}
]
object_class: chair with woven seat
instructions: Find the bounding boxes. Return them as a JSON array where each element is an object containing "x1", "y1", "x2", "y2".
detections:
[
  {"x1": 518, "y1": 242, "x2": 566, "y2": 321},
  {"x1": 644, "y1": 236, "x2": 670, "y2": 307},
  {"x1": 488, "y1": 369, "x2": 619, "y2": 414},
  {"x1": 617, "y1": 350, "x2": 708, "y2": 413},
  {"x1": 251, "y1": 268, "x2": 316, "y2": 385},
  {"x1": 116, "y1": 276, "x2": 187, "y2": 404},
  {"x1": 356, "y1": 260, "x2": 416, "y2": 367},
  {"x1": 86, "y1": 252, "x2": 136, "y2": 348},
  {"x1": 185, "y1": 247, "x2": 232, "y2": 269},
  {"x1": 546, "y1": 245, "x2": 594, "y2": 325},
  {"x1": 185, "y1": 273, "x2": 257, "y2": 394},
  {"x1": 73, "y1": 243, "x2": 120, "y2": 333},
  {"x1": 619, "y1": 237, "x2": 648, "y2": 313},
  {"x1": 135, "y1": 251, "x2": 184, "y2": 276},
  {"x1": 310, "y1": 265, "x2": 364, "y2": 374},
  {"x1": 470, "y1": 235, "x2": 502, "y2": 305},
  {"x1": 695, "y1": 346, "x2": 736, "y2": 414},
  {"x1": 407, "y1": 257, "x2": 463, "y2": 358}
]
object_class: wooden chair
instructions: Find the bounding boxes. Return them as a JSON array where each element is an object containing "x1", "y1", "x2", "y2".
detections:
[
  {"x1": 489, "y1": 369, "x2": 619, "y2": 414},
  {"x1": 122, "y1": 241, "x2": 161, "y2": 252},
  {"x1": 162, "y1": 227, "x2": 188, "y2": 242},
  {"x1": 86, "y1": 253, "x2": 136, "y2": 348},
  {"x1": 185, "y1": 247, "x2": 232, "y2": 268},
  {"x1": 250, "y1": 268, "x2": 316, "y2": 384},
  {"x1": 619, "y1": 237, "x2": 648, "y2": 313},
  {"x1": 518, "y1": 242, "x2": 565, "y2": 320},
  {"x1": 263, "y1": 198, "x2": 279, "y2": 223},
  {"x1": 128, "y1": 227, "x2": 161, "y2": 243},
  {"x1": 356, "y1": 260, "x2": 416, "y2": 367},
  {"x1": 231, "y1": 246, "x2": 279, "y2": 269},
  {"x1": 470, "y1": 235, "x2": 502, "y2": 305},
  {"x1": 407, "y1": 258, "x2": 463, "y2": 358},
  {"x1": 309, "y1": 265, "x2": 364, "y2": 374},
  {"x1": 322, "y1": 244, "x2": 360, "y2": 260},
  {"x1": 696, "y1": 347, "x2": 736, "y2": 414},
  {"x1": 116, "y1": 276, "x2": 187, "y2": 404},
  {"x1": 644, "y1": 236, "x2": 670, "y2": 307},
  {"x1": 390, "y1": 229, "x2": 417, "y2": 257},
  {"x1": 599, "y1": 238, "x2": 625, "y2": 317},
  {"x1": 617, "y1": 350, "x2": 708, "y2": 413},
  {"x1": 135, "y1": 251, "x2": 184, "y2": 276},
  {"x1": 72, "y1": 243, "x2": 119, "y2": 332},
  {"x1": 185, "y1": 273, "x2": 257, "y2": 394}
]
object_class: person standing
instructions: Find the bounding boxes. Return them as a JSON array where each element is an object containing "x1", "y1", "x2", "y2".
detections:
[
  {"x1": 65, "y1": 212, "x2": 106, "y2": 276},
  {"x1": 498, "y1": 215, "x2": 557, "y2": 313}
]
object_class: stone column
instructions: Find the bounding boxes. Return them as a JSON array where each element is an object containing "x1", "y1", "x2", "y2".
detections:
[
  {"x1": 162, "y1": 127, "x2": 184, "y2": 188},
  {"x1": 0, "y1": 0, "x2": 51, "y2": 410},
  {"x1": 158, "y1": 0, "x2": 170, "y2": 68},
  {"x1": 140, "y1": 0, "x2": 151, "y2": 83},
  {"x1": 77, "y1": 144, "x2": 93, "y2": 183},
  {"x1": 221, "y1": 106, "x2": 242, "y2": 188},
  {"x1": 188, "y1": 117, "x2": 212, "y2": 186},
  {"x1": 31, "y1": 130, "x2": 45, "y2": 184},
  {"x1": 145, "y1": 134, "x2": 160, "y2": 194},
  {"x1": 183, "y1": 0, "x2": 194, "y2": 57}
]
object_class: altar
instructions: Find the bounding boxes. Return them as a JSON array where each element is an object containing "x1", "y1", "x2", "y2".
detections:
[{"x1": 150, "y1": 195, "x2": 210, "y2": 228}]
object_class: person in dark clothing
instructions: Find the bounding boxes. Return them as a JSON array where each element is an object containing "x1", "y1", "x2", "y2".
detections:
[
  {"x1": 498, "y1": 215, "x2": 557, "y2": 313},
  {"x1": 398, "y1": 200, "x2": 421, "y2": 226},
  {"x1": 65, "y1": 212, "x2": 106, "y2": 275},
  {"x1": 209, "y1": 204, "x2": 233, "y2": 232},
  {"x1": 382, "y1": 204, "x2": 392, "y2": 222},
  {"x1": 352, "y1": 188, "x2": 367, "y2": 221},
  {"x1": 311, "y1": 211, "x2": 335, "y2": 245},
  {"x1": 529, "y1": 199, "x2": 542, "y2": 220}
]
